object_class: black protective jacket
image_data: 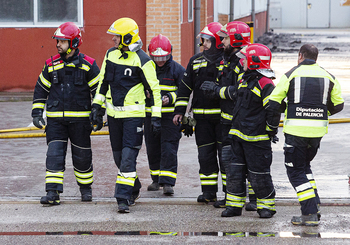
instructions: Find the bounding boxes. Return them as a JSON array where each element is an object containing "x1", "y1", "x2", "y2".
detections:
[{"x1": 32, "y1": 49, "x2": 100, "y2": 121}]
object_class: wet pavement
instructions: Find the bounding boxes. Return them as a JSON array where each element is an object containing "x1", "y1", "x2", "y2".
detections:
[{"x1": 1, "y1": 29, "x2": 350, "y2": 244}]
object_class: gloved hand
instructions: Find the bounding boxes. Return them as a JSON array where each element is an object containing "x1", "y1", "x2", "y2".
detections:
[
  {"x1": 200, "y1": 81, "x2": 221, "y2": 99},
  {"x1": 180, "y1": 116, "x2": 196, "y2": 137},
  {"x1": 90, "y1": 104, "x2": 105, "y2": 132},
  {"x1": 151, "y1": 117, "x2": 161, "y2": 137},
  {"x1": 33, "y1": 116, "x2": 46, "y2": 129},
  {"x1": 267, "y1": 130, "x2": 279, "y2": 144}
]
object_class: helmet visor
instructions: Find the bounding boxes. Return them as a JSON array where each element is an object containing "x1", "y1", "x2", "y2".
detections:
[
  {"x1": 256, "y1": 69, "x2": 275, "y2": 79},
  {"x1": 151, "y1": 54, "x2": 171, "y2": 62},
  {"x1": 217, "y1": 30, "x2": 229, "y2": 38}
]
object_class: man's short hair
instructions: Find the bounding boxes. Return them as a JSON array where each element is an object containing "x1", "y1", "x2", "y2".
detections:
[{"x1": 299, "y1": 44, "x2": 318, "y2": 61}]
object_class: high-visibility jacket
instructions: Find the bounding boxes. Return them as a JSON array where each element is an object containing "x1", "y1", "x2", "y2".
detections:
[
  {"x1": 32, "y1": 50, "x2": 100, "y2": 120},
  {"x1": 216, "y1": 51, "x2": 244, "y2": 124},
  {"x1": 269, "y1": 59, "x2": 344, "y2": 137},
  {"x1": 174, "y1": 53, "x2": 221, "y2": 120},
  {"x1": 93, "y1": 47, "x2": 162, "y2": 118},
  {"x1": 229, "y1": 71, "x2": 280, "y2": 142},
  {"x1": 145, "y1": 56, "x2": 185, "y2": 118}
]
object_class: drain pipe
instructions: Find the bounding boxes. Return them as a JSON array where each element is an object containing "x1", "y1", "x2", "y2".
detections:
[
  {"x1": 229, "y1": 0, "x2": 234, "y2": 21},
  {"x1": 251, "y1": 0, "x2": 255, "y2": 43},
  {"x1": 266, "y1": 0, "x2": 270, "y2": 32},
  {"x1": 194, "y1": 0, "x2": 201, "y2": 54}
]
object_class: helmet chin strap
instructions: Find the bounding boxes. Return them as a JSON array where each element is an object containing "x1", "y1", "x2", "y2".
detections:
[{"x1": 66, "y1": 48, "x2": 72, "y2": 54}]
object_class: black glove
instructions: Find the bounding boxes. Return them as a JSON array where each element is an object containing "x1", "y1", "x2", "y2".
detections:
[
  {"x1": 180, "y1": 116, "x2": 196, "y2": 137},
  {"x1": 151, "y1": 117, "x2": 161, "y2": 137},
  {"x1": 33, "y1": 116, "x2": 46, "y2": 129},
  {"x1": 90, "y1": 104, "x2": 105, "y2": 132},
  {"x1": 200, "y1": 81, "x2": 221, "y2": 95},
  {"x1": 267, "y1": 130, "x2": 279, "y2": 144}
]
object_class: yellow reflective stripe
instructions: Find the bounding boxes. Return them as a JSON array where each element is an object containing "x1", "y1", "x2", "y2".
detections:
[
  {"x1": 175, "y1": 101, "x2": 188, "y2": 107},
  {"x1": 251, "y1": 87, "x2": 261, "y2": 97},
  {"x1": 221, "y1": 112, "x2": 233, "y2": 120},
  {"x1": 284, "y1": 119, "x2": 328, "y2": 127},
  {"x1": 200, "y1": 180, "x2": 218, "y2": 185},
  {"x1": 199, "y1": 173, "x2": 218, "y2": 179},
  {"x1": 66, "y1": 63, "x2": 76, "y2": 67},
  {"x1": 263, "y1": 95, "x2": 270, "y2": 106},
  {"x1": 234, "y1": 66, "x2": 240, "y2": 74},
  {"x1": 226, "y1": 194, "x2": 245, "y2": 208},
  {"x1": 297, "y1": 189, "x2": 316, "y2": 202},
  {"x1": 219, "y1": 87, "x2": 226, "y2": 99},
  {"x1": 39, "y1": 73, "x2": 51, "y2": 88},
  {"x1": 192, "y1": 108, "x2": 221, "y2": 114},
  {"x1": 159, "y1": 171, "x2": 177, "y2": 179},
  {"x1": 238, "y1": 73, "x2": 243, "y2": 81},
  {"x1": 160, "y1": 85, "x2": 177, "y2": 91},
  {"x1": 150, "y1": 169, "x2": 160, "y2": 176},
  {"x1": 46, "y1": 171, "x2": 64, "y2": 177},
  {"x1": 116, "y1": 176, "x2": 135, "y2": 187},
  {"x1": 46, "y1": 178, "x2": 64, "y2": 184},
  {"x1": 88, "y1": 74, "x2": 100, "y2": 87},
  {"x1": 80, "y1": 64, "x2": 90, "y2": 72},
  {"x1": 161, "y1": 107, "x2": 175, "y2": 113},
  {"x1": 46, "y1": 111, "x2": 91, "y2": 117},
  {"x1": 229, "y1": 129, "x2": 269, "y2": 141},
  {"x1": 94, "y1": 94, "x2": 106, "y2": 104},
  {"x1": 48, "y1": 63, "x2": 64, "y2": 72},
  {"x1": 76, "y1": 178, "x2": 93, "y2": 184},
  {"x1": 152, "y1": 106, "x2": 162, "y2": 113},
  {"x1": 145, "y1": 107, "x2": 152, "y2": 113},
  {"x1": 193, "y1": 62, "x2": 207, "y2": 70},
  {"x1": 169, "y1": 92, "x2": 177, "y2": 103},
  {"x1": 106, "y1": 102, "x2": 145, "y2": 112},
  {"x1": 32, "y1": 103, "x2": 45, "y2": 110},
  {"x1": 257, "y1": 198, "x2": 276, "y2": 211},
  {"x1": 295, "y1": 182, "x2": 312, "y2": 192},
  {"x1": 74, "y1": 171, "x2": 93, "y2": 179}
]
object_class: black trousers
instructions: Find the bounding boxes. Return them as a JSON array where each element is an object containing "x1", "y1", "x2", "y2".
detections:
[
  {"x1": 45, "y1": 118, "x2": 93, "y2": 193},
  {"x1": 144, "y1": 115, "x2": 181, "y2": 186},
  {"x1": 284, "y1": 133, "x2": 322, "y2": 215},
  {"x1": 194, "y1": 118, "x2": 222, "y2": 193},
  {"x1": 108, "y1": 116, "x2": 143, "y2": 201}
]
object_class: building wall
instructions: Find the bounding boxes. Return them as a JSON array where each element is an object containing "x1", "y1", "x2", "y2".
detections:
[
  {"x1": 0, "y1": 0, "x2": 147, "y2": 91},
  {"x1": 146, "y1": 0, "x2": 182, "y2": 65}
]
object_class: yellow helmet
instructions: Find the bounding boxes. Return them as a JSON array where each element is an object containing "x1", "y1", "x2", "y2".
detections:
[{"x1": 107, "y1": 17, "x2": 140, "y2": 48}]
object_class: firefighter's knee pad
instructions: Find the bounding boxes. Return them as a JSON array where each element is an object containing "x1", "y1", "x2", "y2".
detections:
[
  {"x1": 71, "y1": 143, "x2": 92, "y2": 171},
  {"x1": 248, "y1": 171, "x2": 275, "y2": 199},
  {"x1": 221, "y1": 145, "x2": 233, "y2": 165},
  {"x1": 120, "y1": 147, "x2": 138, "y2": 172},
  {"x1": 46, "y1": 140, "x2": 67, "y2": 171}
]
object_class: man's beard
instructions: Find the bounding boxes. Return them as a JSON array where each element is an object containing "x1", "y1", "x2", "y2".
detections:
[{"x1": 224, "y1": 45, "x2": 234, "y2": 56}]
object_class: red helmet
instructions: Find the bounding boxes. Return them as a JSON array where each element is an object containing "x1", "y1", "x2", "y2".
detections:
[
  {"x1": 148, "y1": 34, "x2": 172, "y2": 62},
  {"x1": 52, "y1": 22, "x2": 82, "y2": 49},
  {"x1": 246, "y1": 43, "x2": 272, "y2": 70},
  {"x1": 197, "y1": 22, "x2": 223, "y2": 49},
  {"x1": 217, "y1": 21, "x2": 251, "y2": 48}
]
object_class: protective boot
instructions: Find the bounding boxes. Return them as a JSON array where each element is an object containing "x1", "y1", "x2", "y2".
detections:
[
  {"x1": 163, "y1": 185, "x2": 174, "y2": 195},
  {"x1": 258, "y1": 208, "x2": 276, "y2": 219},
  {"x1": 245, "y1": 201, "x2": 257, "y2": 211},
  {"x1": 291, "y1": 213, "x2": 319, "y2": 226},
  {"x1": 40, "y1": 191, "x2": 60, "y2": 205},
  {"x1": 213, "y1": 199, "x2": 226, "y2": 208},
  {"x1": 147, "y1": 182, "x2": 160, "y2": 191},
  {"x1": 80, "y1": 187, "x2": 92, "y2": 202},
  {"x1": 128, "y1": 191, "x2": 140, "y2": 206},
  {"x1": 117, "y1": 199, "x2": 130, "y2": 213},
  {"x1": 221, "y1": 207, "x2": 242, "y2": 217},
  {"x1": 197, "y1": 192, "x2": 217, "y2": 203}
]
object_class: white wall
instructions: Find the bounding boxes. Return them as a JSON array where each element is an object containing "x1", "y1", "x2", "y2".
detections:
[
  {"x1": 330, "y1": 1, "x2": 350, "y2": 27},
  {"x1": 214, "y1": 0, "x2": 267, "y2": 21}
]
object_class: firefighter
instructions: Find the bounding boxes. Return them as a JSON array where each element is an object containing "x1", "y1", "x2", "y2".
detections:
[
  {"x1": 173, "y1": 22, "x2": 223, "y2": 204},
  {"x1": 145, "y1": 34, "x2": 185, "y2": 195},
  {"x1": 214, "y1": 43, "x2": 280, "y2": 218},
  {"x1": 32, "y1": 22, "x2": 101, "y2": 205},
  {"x1": 269, "y1": 44, "x2": 344, "y2": 226},
  {"x1": 90, "y1": 18, "x2": 162, "y2": 213},
  {"x1": 201, "y1": 21, "x2": 257, "y2": 210}
]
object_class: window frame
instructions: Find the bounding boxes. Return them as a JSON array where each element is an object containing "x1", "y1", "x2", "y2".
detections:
[
  {"x1": 188, "y1": 0, "x2": 193, "y2": 22},
  {"x1": 0, "y1": 0, "x2": 83, "y2": 27}
]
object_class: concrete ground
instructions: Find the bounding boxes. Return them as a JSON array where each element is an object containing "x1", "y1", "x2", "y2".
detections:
[{"x1": 1, "y1": 29, "x2": 350, "y2": 244}]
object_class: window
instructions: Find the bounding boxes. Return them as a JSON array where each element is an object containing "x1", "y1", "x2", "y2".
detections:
[
  {"x1": 188, "y1": 0, "x2": 193, "y2": 22},
  {"x1": 0, "y1": 0, "x2": 83, "y2": 27}
]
